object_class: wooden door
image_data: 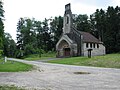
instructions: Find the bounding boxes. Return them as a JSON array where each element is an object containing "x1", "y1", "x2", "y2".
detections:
[{"x1": 64, "y1": 48, "x2": 70, "y2": 56}]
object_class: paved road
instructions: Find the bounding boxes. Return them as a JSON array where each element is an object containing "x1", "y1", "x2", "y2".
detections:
[{"x1": 0, "y1": 58, "x2": 120, "y2": 90}]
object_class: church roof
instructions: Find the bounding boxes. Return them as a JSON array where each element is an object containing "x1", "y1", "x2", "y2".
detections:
[
  {"x1": 79, "y1": 31, "x2": 101, "y2": 43},
  {"x1": 66, "y1": 29, "x2": 102, "y2": 44}
]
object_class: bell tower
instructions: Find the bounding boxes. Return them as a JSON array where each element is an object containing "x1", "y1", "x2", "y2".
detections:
[{"x1": 63, "y1": 3, "x2": 73, "y2": 34}]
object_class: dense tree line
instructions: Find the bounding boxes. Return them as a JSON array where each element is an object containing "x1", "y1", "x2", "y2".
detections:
[
  {"x1": 16, "y1": 17, "x2": 63, "y2": 58},
  {"x1": 0, "y1": 1, "x2": 16, "y2": 58},
  {"x1": 89, "y1": 6, "x2": 120, "y2": 53},
  {"x1": 0, "y1": 1, "x2": 4, "y2": 57}
]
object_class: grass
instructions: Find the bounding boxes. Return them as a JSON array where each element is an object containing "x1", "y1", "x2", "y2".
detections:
[
  {"x1": 24, "y1": 52, "x2": 56, "y2": 61},
  {"x1": 48, "y1": 54, "x2": 120, "y2": 69},
  {"x1": 0, "y1": 85, "x2": 25, "y2": 90},
  {"x1": 0, "y1": 58, "x2": 33, "y2": 72}
]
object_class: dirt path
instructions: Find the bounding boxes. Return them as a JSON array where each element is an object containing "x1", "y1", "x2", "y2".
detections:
[{"x1": 0, "y1": 58, "x2": 120, "y2": 90}]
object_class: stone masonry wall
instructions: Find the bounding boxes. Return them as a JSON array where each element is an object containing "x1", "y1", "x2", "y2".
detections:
[{"x1": 83, "y1": 43, "x2": 106, "y2": 56}]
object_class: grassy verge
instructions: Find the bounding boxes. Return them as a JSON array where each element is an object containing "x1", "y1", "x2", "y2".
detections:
[
  {"x1": 0, "y1": 85, "x2": 25, "y2": 90},
  {"x1": 0, "y1": 58, "x2": 33, "y2": 72},
  {"x1": 48, "y1": 54, "x2": 120, "y2": 69},
  {"x1": 24, "y1": 52, "x2": 56, "y2": 61}
]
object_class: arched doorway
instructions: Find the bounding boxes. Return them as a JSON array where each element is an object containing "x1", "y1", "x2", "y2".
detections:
[{"x1": 57, "y1": 39, "x2": 71, "y2": 57}]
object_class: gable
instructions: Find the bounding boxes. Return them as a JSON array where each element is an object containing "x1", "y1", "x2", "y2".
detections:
[{"x1": 56, "y1": 34, "x2": 74, "y2": 50}]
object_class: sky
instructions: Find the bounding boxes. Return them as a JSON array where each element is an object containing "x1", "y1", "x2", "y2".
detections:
[{"x1": 2, "y1": 0, "x2": 120, "y2": 41}]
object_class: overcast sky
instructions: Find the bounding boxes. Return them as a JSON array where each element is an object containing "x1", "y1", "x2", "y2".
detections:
[{"x1": 2, "y1": 0, "x2": 120, "y2": 41}]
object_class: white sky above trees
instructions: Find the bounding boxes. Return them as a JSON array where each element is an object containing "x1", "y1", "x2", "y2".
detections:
[{"x1": 2, "y1": 0, "x2": 120, "y2": 41}]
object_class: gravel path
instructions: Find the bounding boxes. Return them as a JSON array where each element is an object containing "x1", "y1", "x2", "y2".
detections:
[{"x1": 0, "y1": 58, "x2": 120, "y2": 90}]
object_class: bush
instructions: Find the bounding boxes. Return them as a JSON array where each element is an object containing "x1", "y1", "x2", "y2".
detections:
[{"x1": 0, "y1": 50, "x2": 3, "y2": 58}]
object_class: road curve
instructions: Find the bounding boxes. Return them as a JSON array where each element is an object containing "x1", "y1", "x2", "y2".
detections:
[{"x1": 0, "y1": 58, "x2": 120, "y2": 90}]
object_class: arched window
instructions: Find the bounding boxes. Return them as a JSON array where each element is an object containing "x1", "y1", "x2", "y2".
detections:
[
  {"x1": 90, "y1": 43, "x2": 92, "y2": 48},
  {"x1": 66, "y1": 16, "x2": 69, "y2": 24},
  {"x1": 97, "y1": 44, "x2": 99, "y2": 48},
  {"x1": 86, "y1": 43, "x2": 89, "y2": 48},
  {"x1": 93, "y1": 43, "x2": 95, "y2": 48}
]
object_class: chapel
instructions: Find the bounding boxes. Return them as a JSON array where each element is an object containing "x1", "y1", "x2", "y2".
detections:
[{"x1": 56, "y1": 3, "x2": 106, "y2": 57}]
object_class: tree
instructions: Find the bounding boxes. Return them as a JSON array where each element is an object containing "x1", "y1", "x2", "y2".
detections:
[
  {"x1": 16, "y1": 18, "x2": 38, "y2": 57},
  {"x1": 105, "y1": 6, "x2": 120, "y2": 53},
  {"x1": 90, "y1": 6, "x2": 120, "y2": 53},
  {"x1": 74, "y1": 14, "x2": 91, "y2": 32},
  {"x1": 50, "y1": 16, "x2": 63, "y2": 50},
  {"x1": 90, "y1": 9, "x2": 106, "y2": 41},
  {"x1": 16, "y1": 18, "x2": 25, "y2": 58},
  {"x1": 0, "y1": 1, "x2": 4, "y2": 53},
  {"x1": 41, "y1": 18, "x2": 53, "y2": 52},
  {"x1": 115, "y1": 6, "x2": 120, "y2": 52},
  {"x1": 3, "y1": 33, "x2": 16, "y2": 57},
  {"x1": 33, "y1": 20, "x2": 43, "y2": 56}
]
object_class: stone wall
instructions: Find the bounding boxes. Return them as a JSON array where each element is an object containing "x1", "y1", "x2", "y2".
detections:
[{"x1": 83, "y1": 43, "x2": 106, "y2": 56}]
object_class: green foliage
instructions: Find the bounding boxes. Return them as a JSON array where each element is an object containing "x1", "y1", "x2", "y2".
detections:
[
  {"x1": 0, "y1": 85, "x2": 25, "y2": 90},
  {"x1": 0, "y1": 2, "x2": 15, "y2": 58},
  {"x1": 0, "y1": 49, "x2": 3, "y2": 57},
  {"x1": 0, "y1": 59, "x2": 33, "y2": 72},
  {"x1": 0, "y1": 1, "x2": 4, "y2": 18},
  {"x1": 50, "y1": 16, "x2": 63, "y2": 50},
  {"x1": 16, "y1": 16, "x2": 63, "y2": 58},
  {"x1": 74, "y1": 14, "x2": 91, "y2": 32},
  {"x1": 104, "y1": 6, "x2": 120, "y2": 53},
  {"x1": 24, "y1": 52, "x2": 56, "y2": 61},
  {"x1": 0, "y1": 1, "x2": 4, "y2": 49},
  {"x1": 48, "y1": 54, "x2": 120, "y2": 68},
  {"x1": 16, "y1": 18, "x2": 38, "y2": 57},
  {"x1": 3, "y1": 33, "x2": 17, "y2": 57},
  {"x1": 90, "y1": 6, "x2": 120, "y2": 53},
  {"x1": 24, "y1": 44, "x2": 35, "y2": 55},
  {"x1": 42, "y1": 51, "x2": 56, "y2": 57},
  {"x1": 15, "y1": 50, "x2": 24, "y2": 59},
  {"x1": 90, "y1": 9, "x2": 106, "y2": 40}
]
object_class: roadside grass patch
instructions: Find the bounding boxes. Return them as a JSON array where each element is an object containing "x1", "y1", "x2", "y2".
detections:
[
  {"x1": 0, "y1": 85, "x2": 25, "y2": 90},
  {"x1": 0, "y1": 85, "x2": 24, "y2": 90},
  {"x1": 0, "y1": 59, "x2": 33, "y2": 72},
  {"x1": 24, "y1": 52, "x2": 56, "y2": 61},
  {"x1": 48, "y1": 54, "x2": 120, "y2": 69}
]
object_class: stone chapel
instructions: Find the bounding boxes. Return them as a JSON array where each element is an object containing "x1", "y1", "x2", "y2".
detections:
[{"x1": 56, "y1": 3, "x2": 106, "y2": 57}]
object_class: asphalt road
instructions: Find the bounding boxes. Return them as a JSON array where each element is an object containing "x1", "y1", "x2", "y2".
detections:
[{"x1": 0, "y1": 58, "x2": 120, "y2": 90}]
